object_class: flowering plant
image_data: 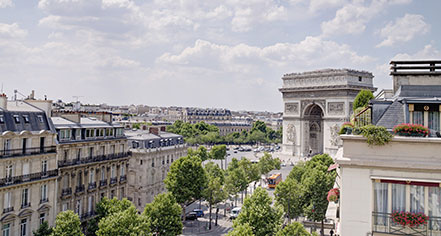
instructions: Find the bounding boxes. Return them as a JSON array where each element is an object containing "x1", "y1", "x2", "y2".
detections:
[
  {"x1": 391, "y1": 211, "x2": 429, "y2": 227},
  {"x1": 327, "y1": 188, "x2": 339, "y2": 202},
  {"x1": 393, "y1": 123, "x2": 429, "y2": 137},
  {"x1": 338, "y1": 122, "x2": 354, "y2": 135}
]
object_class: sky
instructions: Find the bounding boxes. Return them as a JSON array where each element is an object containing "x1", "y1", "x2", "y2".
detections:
[{"x1": 0, "y1": 0, "x2": 440, "y2": 112}]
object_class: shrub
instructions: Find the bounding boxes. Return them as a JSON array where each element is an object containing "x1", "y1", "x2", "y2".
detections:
[
  {"x1": 353, "y1": 90, "x2": 374, "y2": 111},
  {"x1": 338, "y1": 122, "x2": 354, "y2": 135},
  {"x1": 359, "y1": 125, "x2": 392, "y2": 146},
  {"x1": 393, "y1": 123, "x2": 429, "y2": 137}
]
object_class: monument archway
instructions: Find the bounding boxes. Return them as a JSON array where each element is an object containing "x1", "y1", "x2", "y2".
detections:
[{"x1": 304, "y1": 104, "x2": 323, "y2": 155}]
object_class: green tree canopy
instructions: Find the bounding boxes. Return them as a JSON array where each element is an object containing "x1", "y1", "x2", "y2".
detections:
[
  {"x1": 353, "y1": 89, "x2": 374, "y2": 111},
  {"x1": 275, "y1": 178, "x2": 304, "y2": 222},
  {"x1": 205, "y1": 161, "x2": 225, "y2": 184},
  {"x1": 188, "y1": 146, "x2": 209, "y2": 162},
  {"x1": 275, "y1": 222, "x2": 311, "y2": 236},
  {"x1": 210, "y1": 145, "x2": 226, "y2": 160},
  {"x1": 143, "y1": 193, "x2": 183, "y2": 236},
  {"x1": 251, "y1": 121, "x2": 267, "y2": 134},
  {"x1": 51, "y1": 210, "x2": 84, "y2": 236},
  {"x1": 97, "y1": 206, "x2": 150, "y2": 236},
  {"x1": 234, "y1": 187, "x2": 283, "y2": 236},
  {"x1": 33, "y1": 221, "x2": 52, "y2": 236},
  {"x1": 287, "y1": 161, "x2": 306, "y2": 182},
  {"x1": 227, "y1": 223, "x2": 255, "y2": 236}
]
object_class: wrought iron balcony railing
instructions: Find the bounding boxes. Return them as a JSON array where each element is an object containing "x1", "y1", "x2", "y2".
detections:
[
  {"x1": 40, "y1": 198, "x2": 48, "y2": 204},
  {"x1": 99, "y1": 180, "x2": 107, "y2": 187},
  {"x1": 88, "y1": 182, "x2": 96, "y2": 190},
  {"x1": 0, "y1": 146, "x2": 56, "y2": 159},
  {"x1": 372, "y1": 212, "x2": 441, "y2": 236},
  {"x1": 21, "y1": 202, "x2": 31, "y2": 209},
  {"x1": 58, "y1": 152, "x2": 131, "y2": 168},
  {"x1": 61, "y1": 187, "x2": 72, "y2": 197},
  {"x1": 120, "y1": 175, "x2": 127, "y2": 183},
  {"x1": 75, "y1": 185, "x2": 85, "y2": 193},
  {"x1": 110, "y1": 177, "x2": 118, "y2": 185},
  {"x1": 3, "y1": 207, "x2": 13, "y2": 214},
  {"x1": 0, "y1": 170, "x2": 58, "y2": 188}
]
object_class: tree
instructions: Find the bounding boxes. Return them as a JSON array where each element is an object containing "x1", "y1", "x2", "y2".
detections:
[
  {"x1": 97, "y1": 206, "x2": 150, "y2": 236},
  {"x1": 205, "y1": 161, "x2": 225, "y2": 185},
  {"x1": 275, "y1": 178, "x2": 304, "y2": 223},
  {"x1": 247, "y1": 130, "x2": 266, "y2": 145},
  {"x1": 210, "y1": 144, "x2": 227, "y2": 169},
  {"x1": 258, "y1": 153, "x2": 280, "y2": 179},
  {"x1": 352, "y1": 89, "x2": 374, "y2": 111},
  {"x1": 227, "y1": 223, "x2": 255, "y2": 236},
  {"x1": 234, "y1": 187, "x2": 283, "y2": 236},
  {"x1": 204, "y1": 177, "x2": 227, "y2": 229},
  {"x1": 251, "y1": 121, "x2": 267, "y2": 134},
  {"x1": 287, "y1": 161, "x2": 306, "y2": 182},
  {"x1": 51, "y1": 210, "x2": 84, "y2": 236},
  {"x1": 302, "y1": 168, "x2": 335, "y2": 236},
  {"x1": 225, "y1": 167, "x2": 248, "y2": 206},
  {"x1": 275, "y1": 222, "x2": 310, "y2": 236},
  {"x1": 238, "y1": 158, "x2": 260, "y2": 196},
  {"x1": 188, "y1": 146, "x2": 209, "y2": 162},
  {"x1": 164, "y1": 155, "x2": 208, "y2": 219},
  {"x1": 33, "y1": 221, "x2": 52, "y2": 236},
  {"x1": 87, "y1": 197, "x2": 133, "y2": 235},
  {"x1": 143, "y1": 193, "x2": 183, "y2": 236}
]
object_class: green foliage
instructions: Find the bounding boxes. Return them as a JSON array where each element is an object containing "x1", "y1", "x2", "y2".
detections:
[
  {"x1": 51, "y1": 210, "x2": 84, "y2": 236},
  {"x1": 132, "y1": 123, "x2": 141, "y2": 129},
  {"x1": 204, "y1": 177, "x2": 228, "y2": 206},
  {"x1": 227, "y1": 223, "x2": 255, "y2": 236},
  {"x1": 225, "y1": 166, "x2": 248, "y2": 198},
  {"x1": 353, "y1": 89, "x2": 374, "y2": 111},
  {"x1": 164, "y1": 155, "x2": 208, "y2": 205},
  {"x1": 305, "y1": 154, "x2": 334, "y2": 171},
  {"x1": 338, "y1": 122, "x2": 354, "y2": 135},
  {"x1": 143, "y1": 193, "x2": 183, "y2": 236},
  {"x1": 276, "y1": 222, "x2": 310, "y2": 236},
  {"x1": 205, "y1": 161, "x2": 225, "y2": 184},
  {"x1": 275, "y1": 178, "x2": 304, "y2": 220},
  {"x1": 210, "y1": 145, "x2": 227, "y2": 160},
  {"x1": 287, "y1": 161, "x2": 306, "y2": 182},
  {"x1": 96, "y1": 197, "x2": 133, "y2": 219},
  {"x1": 234, "y1": 187, "x2": 283, "y2": 236},
  {"x1": 188, "y1": 146, "x2": 209, "y2": 161},
  {"x1": 251, "y1": 121, "x2": 267, "y2": 134},
  {"x1": 258, "y1": 153, "x2": 279, "y2": 176},
  {"x1": 33, "y1": 221, "x2": 53, "y2": 236},
  {"x1": 239, "y1": 158, "x2": 260, "y2": 184},
  {"x1": 302, "y1": 168, "x2": 335, "y2": 222},
  {"x1": 97, "y1": 206, "x2": 150, "y2": 236},
  {"x1": 359, "y1": 125, "x2": 393, "y2": 146}
]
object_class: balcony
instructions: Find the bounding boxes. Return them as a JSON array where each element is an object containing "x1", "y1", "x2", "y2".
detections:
[
  {"x1": 40, "y1": 198, "x2": 48, "y2": 204},
  {"x1": 0, "y1": 170, "x2": 58, "y2": 188},
  {"x1": 0, "y1": 146, "x2": 56, "y2": 159},
  {"x1": 88, "y1": 182, "x2": 96, "y2": 191},
  {"x1": 110, "y1": 177, "x2": 118, "y2": 185},
  {"x1": 120, "y1": 175, "x2": 127, "y2": 183},
  {"x1": 75, "y1": 185, "x2": 85, "y2": 194},
  {"x1": 3, "y1": 207, "x2": 13, "y2": 214},
  {"x1": 372, "y1": 212, "x2": 441, "y2": 235},
  {"x1": 21, "y1": 202, "x2": 31, "y2": 209},
  {"x1": 61, "y1": 187, "x2": 72, "y2": 197},
  {"x1": 58, "y1": 152, "x2": 131, "y2": 168},
  {"x1": 99, "y1": 180, "x2": 107, "y2": 187}
]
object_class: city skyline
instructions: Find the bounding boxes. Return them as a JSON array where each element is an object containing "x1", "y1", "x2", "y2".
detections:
[{"x1": 0, "y1": 0, "x2": 440, "y2": 112}]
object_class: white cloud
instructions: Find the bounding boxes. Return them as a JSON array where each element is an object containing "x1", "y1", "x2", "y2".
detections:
[
  {"x1": 376, "y1": 14, "x2": 429, "y2": 47},
  {"x1": 0, "y1": 23, "x2": 27, "y2": 38},
  {"x1": 392, "y1": 44, "x2": 441, "y2": 60},
  {"x1": 321, "y1": 0, "x2": 412, "y2": 37},
  {"x1": 0, "y1": 0, "x2": 12, "y2": 8}
]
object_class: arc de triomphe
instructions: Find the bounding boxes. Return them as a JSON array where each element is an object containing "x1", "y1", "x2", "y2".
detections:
[{"x1": 279, "y1": 69, "x2": 375, "y2": 158}]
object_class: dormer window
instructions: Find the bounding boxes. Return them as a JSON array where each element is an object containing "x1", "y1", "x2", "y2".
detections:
[
  {"x1": 358, "y1": 76, "x2": 362, "y2": 82},
  {"x1": 23, "y1": 115, "x2": 29, "y2": 123},
  {"x1": 37, "y1": 115, "x2": 43, "y2": 123},
  {"x1": 13, "y1": 115, "x2": 20, "y2": 123}
]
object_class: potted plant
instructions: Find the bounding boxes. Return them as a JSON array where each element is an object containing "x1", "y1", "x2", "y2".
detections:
[
  {"x1": 338, "y1": 122, "x2": 354, "y2": 135},
  {"x1": 393, "y1": 123, "x2": 429, "y2": 137},
  {"x1": 391, "y1": 211, "x2": 429, "y2": 228},
  {"x1": 327, "y1": 188, "x2": 339, "y2": 203}
]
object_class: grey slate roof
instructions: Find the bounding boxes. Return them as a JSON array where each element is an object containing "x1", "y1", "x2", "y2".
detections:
[
  {"x1": 0, "y1": 101, "x2": 52, "y2": 133},
  {"x1": 397, "y1": 85, "x2": 441, "y2": 98},
  {"x1": 375, "y1": 101, "x2": 405, "y2": 130}
]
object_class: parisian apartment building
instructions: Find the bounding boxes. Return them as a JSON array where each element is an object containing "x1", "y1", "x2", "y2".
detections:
[
  {"x1": 126, "y1": 126, "x2": 186, "y2": 212},
  {"x1": 50, "y1": 110, "x2": 129, "y2": 223},
  {"x1": 0, "y1": 95, "x2": 58, "y2": 236}
]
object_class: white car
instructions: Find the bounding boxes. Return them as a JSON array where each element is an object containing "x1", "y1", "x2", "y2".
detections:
[{"x1": 230, "y1": 207, "x2": 241, "y2": 219}]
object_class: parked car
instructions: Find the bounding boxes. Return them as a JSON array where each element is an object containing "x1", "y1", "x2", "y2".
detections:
[
  {"x1": 193, "y1": 209, "x2": 204, "y2": 217},
  {"x1": 186, "y1": 212, "x2": 198, "y2": 220},
  {"x1": 230, "y1": 207, "x2": 241, "y2": 220}
]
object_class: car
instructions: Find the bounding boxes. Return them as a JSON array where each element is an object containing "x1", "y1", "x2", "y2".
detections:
[
  {"x1": 234, "y1": 150, "x2": 237, "y2": 153},
  {"x1": 230, "y1": 207, "x2": 241, "y2": 220},
  {"x1": 192, "y1": 209, "x2": 204, "y2": 217},
  {"x1": 186, "y1": 212, "x2": 198, "y2": 220}
]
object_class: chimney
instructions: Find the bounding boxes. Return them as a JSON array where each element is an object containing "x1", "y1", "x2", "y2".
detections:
[
  {"x1": 29, "y1": 90, "x2": 35, "y2": 100},
  {"x1": 24, "y1": 91, "x2": 52, "y2": 117},
  {"x1": 0, "y1": 94, "x2": 7, "y2": 110},
  {"x1": 149, "y1": 127, "x2": 159, "y2": 135}
]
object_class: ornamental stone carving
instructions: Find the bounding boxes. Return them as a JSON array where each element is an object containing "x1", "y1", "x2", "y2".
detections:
[
  {"x1": 286, "y1": 124, "x2": 296, "y2": 145},
  {"x1": 328, "y1": 102, "x2": 344, "y2": 115},
  {"x1": 329, "y1": 124, "x2": 340, "y2": 146},
  {"x1": 285, "y1": 103, "x2": 299, "y2": 114}
]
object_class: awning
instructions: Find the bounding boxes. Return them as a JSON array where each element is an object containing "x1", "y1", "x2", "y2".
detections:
[{"x1": 328, "y1": 163, "x2": 339, "y2": 171}]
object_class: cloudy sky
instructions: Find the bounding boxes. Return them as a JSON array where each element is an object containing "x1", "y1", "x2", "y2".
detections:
[{"x1": 0, "y1": 0, "x2": 440, "y2": 112}]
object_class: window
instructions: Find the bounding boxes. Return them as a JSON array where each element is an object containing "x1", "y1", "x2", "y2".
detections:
[
  {"x1": 22, "y1": 162, "x2": 29, "y2": 176},
  {"x1": 413, "y1": 111, "x2": 424, "y2": 125},
  {"x1": 429, "y1": 111, "x2": 440, "y2": 132},
  {"x1": 121, "y1": 165, "x2": 125, "y2": 177},
  {"x1": 41, "y1": 160, "x2": 48, "y2": 173},
  {"x1": 3, "y1": 192, "x2": 11, "y2": 210},
  {"x1": 37, "y1": 115, "x2": 43, "y2": 123},
  {"x1": 0, "y1": 115, "x2": 4, "y2": 123},
  {"x1": 5, "y1": 165, "x2": 12, "y2": 179},
  {"x1": 111, "y1": 165, "x2": 115, "y2": 178},
  {"x1": 41, "y1": 184, "x2": 47, "y2": 202},
  {"x1": 410, "y1": 185, "x2": 425, "y2": 213},
  {"x1": 77, "y1": 148, "x2": 81, "y2": 160},
  {"x1": 23, "y1": 115, "x2": 29, "y2": 123},
  {"x1": 89, "y1": 169, "x2": 94, "y2": 184},
  {"x1": 62, "y1": 203, "x2": 68, "y2": 211},
  {"x1": 140, "y1": 160, "x2": 143, "y2": 165},
  {"x1": 110, "y1": 190, "x2": 115, "y2": 199},
  {"x1": 21, "y1": 189, "x2": 29, "y2": 207},
  {"x1": 22, "y1": 138, "x2": 27, "y2": 154},
  {"x1": 392, "y1": 184, "x2": 406, "y2": 212},
  {"x1": 373, "y1": 182, "x2": 388, "y2": 226},
  {"x1": 39, "y1": 213, "x2": 46, "y2": 225},
  {"x1": 121, "y1": 187, "x2": 125, "y2": 199},
  {"x1": 89, "y1": 147, "x2": 94, "y2": 158},
  {"x1": 3, "y1": 139, "x2": 11, "y2": 154},
  {"x1": 100, "y1": 146, "x2": 105, "y2": 156},
  {"x1": 13, "y1": 115, "x2": 20, "y2": 123},
  {"x1": 2, "y1": 223, "x2": 10, "y2": 236},
  {"x1": 88, "y1": 196, "x2": 93, "y2": 213},
  {"x1": 64, "y1": 150, "x2": 69, "y2": 160},
  {"x1": 20, "y1": 219, "x2": 27, "y2": 236},
  {"x1": 101, "y1": 166, "x2": 105, "y2": 181},
  {"x1": 75, "y1": 200, "x2": 81, "y2": 215}
]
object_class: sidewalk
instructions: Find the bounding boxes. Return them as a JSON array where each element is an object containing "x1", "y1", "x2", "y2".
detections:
[{"x1": 181, "y1": 214, "x2": 233, "y2": 235}]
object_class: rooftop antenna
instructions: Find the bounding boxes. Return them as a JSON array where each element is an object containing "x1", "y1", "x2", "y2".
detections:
[{"x1": 13, "y1": 89, "x2": 26, "y2": 101}]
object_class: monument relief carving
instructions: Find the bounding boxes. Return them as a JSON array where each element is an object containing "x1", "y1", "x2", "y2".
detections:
[
  {"x1": 328, "y1": 102, "x2": 344, "y2": 115},
  {"x1": 329, "y1": 124, "x2": 340, "y2": 146},
  {"x1": 285, "y1": 103, "x2": 299, "y2": 114},
  {"x1": 286, "y1": 124, "x2": 296, "y2": 145}
]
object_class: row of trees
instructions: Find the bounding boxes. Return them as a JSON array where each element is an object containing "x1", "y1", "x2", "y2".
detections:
[
  {"x1": 166, "y1": 120, "x2": 282, "y2": 145},
  {"x1": 228, "y1": 153, "x2": 335, "y2": 236},
  {"x1": 34, "y1": 194, "x2": 183, "y2": 236}
]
